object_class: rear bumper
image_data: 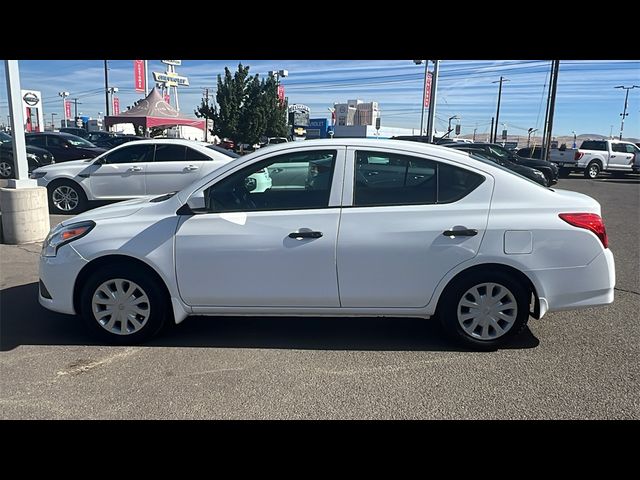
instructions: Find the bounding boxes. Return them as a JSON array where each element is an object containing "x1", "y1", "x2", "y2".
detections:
[{"x1": 532, "y1": 249, "x2": 615, "y2": 314}]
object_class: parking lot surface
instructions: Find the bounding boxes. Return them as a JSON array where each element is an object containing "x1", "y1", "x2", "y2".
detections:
[{"x1": 1, "y1": 174, "x2": 638, "y2": 419}]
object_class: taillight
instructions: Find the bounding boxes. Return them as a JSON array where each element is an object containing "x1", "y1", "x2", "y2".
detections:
[
  {"x1": 559, "y1": 213, "x2": 608, "y2": 248},
  {"x1": 574, "y1": 151, "x2": 584, "y2": 161}
]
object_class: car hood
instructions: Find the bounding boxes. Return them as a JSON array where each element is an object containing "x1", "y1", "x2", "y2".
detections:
[
  {"x1": 35, "y1": 158, "x2": 95, "y2": 172},
  {"x1": 516, "y1": 157, "x2": 552, "y2": 168},
  {"x1": 61, "y1": 196, "x2": 159, "y2": 226}
]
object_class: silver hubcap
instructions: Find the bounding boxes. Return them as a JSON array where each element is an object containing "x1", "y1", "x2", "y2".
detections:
[
  {"x1": 0, "y1": 162, "x2": 11, "y2": 177},
  {"x1": 457, "y1": 282, "x2": 518, "y2": 340},
  {"x1": 91, "y1": 278, "x2": 150, "y2": 336},
  {"x1": 52, "y1": 185, "x2": 79, "y2": 211},
  {"x1": 589, "y1": 165, "x2": 598, "y2": 177}
]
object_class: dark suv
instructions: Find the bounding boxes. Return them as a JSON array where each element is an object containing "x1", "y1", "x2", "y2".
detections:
[
  {"x1": 0, "y1": 131, "x2": 55, "y2": 178},
  {"x1": 25, "y1": 132, "x2": 106, "y2": 162}
]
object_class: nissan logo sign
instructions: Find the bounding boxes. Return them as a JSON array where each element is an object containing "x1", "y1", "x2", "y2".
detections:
[{"x1": 23, "y1": 92, "x2": 39, "y2": 106}]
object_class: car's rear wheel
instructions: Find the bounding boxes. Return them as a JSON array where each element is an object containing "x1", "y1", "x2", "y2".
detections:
[
  {"x1": 584, "y1": 162, "x2": 601, "y2": 179},
  {"x1": 0, "y1": 161, "x2": 13, "y2": 179},
  {"x1": 439, "y1": 270, "x2": 530, "y2": 351},
  {"x1": 48, "y1": 180, "x2": 87, "y2": 214},
  {"x1": 79, "y1": 265, "x2": 168, "y2": 345}
]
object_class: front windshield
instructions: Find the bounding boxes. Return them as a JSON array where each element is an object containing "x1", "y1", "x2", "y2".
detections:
[
  {"x1": 487, "y1": 145, "x2": 510, "y2": 159},
  {"x1": 0, "y1": 132, "x2": 11, "y2": 144},
  {"x1": 65, "y1": 135, "x2": 96, "y2": 147}
]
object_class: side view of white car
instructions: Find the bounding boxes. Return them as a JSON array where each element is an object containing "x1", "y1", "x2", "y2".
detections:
[
  {"x1": 38, "y1": 139, "x2": 615, "y2": 350},
  {"x1": 30, "y1": 139, "x2": 240, "y2": 214}
]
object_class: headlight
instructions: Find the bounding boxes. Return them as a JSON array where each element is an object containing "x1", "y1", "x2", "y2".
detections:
[
  {"x1": 26, "y1": 153, "x2": 38, "y2": 161},
  {"x1": 42, "y1": 221, "x2": 95, "y2": 257},
  {"x1": 30, "y1": 171, "x2": 47, "y2": 179},
  {"x1": 533, "y1": 170, "x2": 545, "y2": 178}
]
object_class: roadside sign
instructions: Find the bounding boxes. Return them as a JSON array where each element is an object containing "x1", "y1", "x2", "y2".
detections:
[
  {"x1": 134, "y1": 60, "x2": 145, "y2": 93},
  {"x1": 424, "y1": 72, "x2": 432, "y2": 108},
  {"x1": 113, "y1": 97, "x2": 120, "y2": 115},
  {"x1": 153, "y1": 72, "x2": 189, "y2": 86},
  {"x1": 65, "y1": 100, "x2": 72, "y2": 119},
  {"x1": 161, "y1": 60, "x2": 182, "y2": 66}
]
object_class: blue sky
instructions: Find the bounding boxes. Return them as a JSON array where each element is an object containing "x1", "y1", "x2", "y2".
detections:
[{"x1": 1, "y1": 60, "x2": 638, "y2": 138}]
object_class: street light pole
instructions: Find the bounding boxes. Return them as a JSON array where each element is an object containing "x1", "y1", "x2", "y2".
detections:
[
  {"x1": 615, "y1": 85, "x2": 639, "y2": 140},
  {"x1": 50, "y1": 112, "x2": 57, "y2": 131},
  {"x1": 58, "y1": 91, "x2": 69, "y2": 128},
  {"x1": 492, "y1": 76, "x2": 510, "y2": 143},
  {"x1": 104, "y1": 60, "x2": 110, "y2": 116}
]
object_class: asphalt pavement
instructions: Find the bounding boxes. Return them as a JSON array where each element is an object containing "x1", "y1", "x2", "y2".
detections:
[{"x1": 1, "y1": 173, "x2": 638, "y2": 419}]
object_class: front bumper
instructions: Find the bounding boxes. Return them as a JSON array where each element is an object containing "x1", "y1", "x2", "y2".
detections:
[{"x1": 38, "y1": 244, "x2": 88, "y2": 315}]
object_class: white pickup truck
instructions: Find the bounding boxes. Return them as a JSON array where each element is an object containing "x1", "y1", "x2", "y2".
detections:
[{"x1": 554, "y1": 139, "x2": 640, "y2": 179}]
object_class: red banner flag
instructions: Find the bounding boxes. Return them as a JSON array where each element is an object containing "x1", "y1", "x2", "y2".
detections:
[
  {"x1": 64, "y1": 100, "x2": 71, "y2": 119},
  {"x1": 134, "y1": 60, "x2": 145, "y2": 93},
  {"x1": 113, "y1": 97, "x2": 120, "y2": 116},
  {"x1": 277, "y1": 85, "x2": 285, "y2": 105},
  {"x1": 424, "y1": 72, "x2": 432, "y2": 108},
  {"x1": 164, "y1": 94, "x2": 170, "y2": 104}
]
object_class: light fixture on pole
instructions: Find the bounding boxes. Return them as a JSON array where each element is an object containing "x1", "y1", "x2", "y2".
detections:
[
  {"x1": 58, "y1": 91, "x2": 70, "y2": 128},
  {"x1": 615, "y1": 85, "x2": 639, "y2": 140},
  {"x1": 448, "y1": 115, "x2": 459, "y2": 133},
  {"x1": 414, "y1": 60, "x2": 429, "y2": 136}
]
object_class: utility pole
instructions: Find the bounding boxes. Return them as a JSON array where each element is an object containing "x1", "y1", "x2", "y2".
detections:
[
  {"x1": 202, "y1": 87, "x2": 210, "y2": 142},
  {"x1": 71, "y1": 99, "x2": 82, "y2": 122},
  {"x1": 492, "y1": 76, "x2": 510, "y2": 143},
  {"x1": 543, "y1": 60, "x2": 560, "y2": 162},
  {"x1": 615, "y1": 85, "x2": 639, "y2": 140},
  {"x1": 490, "y1": 117, "x2": 494, "y2": 144},
  {"x1": 540, "y1": 60, "x2": 555, "y2": 162},
  {"x1": 425, "y1": 60, "x2": 440, "y2": 143},
  {"x1": 104, "y1": 60, "x2": 110, "y2": 116}
]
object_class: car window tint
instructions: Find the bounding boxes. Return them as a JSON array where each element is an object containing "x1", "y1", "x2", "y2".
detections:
[
  {"x1": 154, "y1": 144, "x2": 186, "y2": 162},
  {"x1": 354, "y1": 150, "x2": 484, "y2": 206},
  {"x1": 204, "y1": 150, "x2": 337, "y2": 212},
  {"x1": 611, "y1": 143, "x2": 627, "y2": 153},
  {"x1": 581, "y1": 140, "x2": 606, "y2": 151},
  {"x1": 104, "y1": 144, "x2": 154, "y2": 164},
  {"x1": 26, "y1": 135, "x2": 46, "y2": 147},
  {"x1": 185, "y1": 147, "x2": 211, "y2": 161},
  {"x1": 47, "y1": 136, "x2": 67, "y2": 147}
]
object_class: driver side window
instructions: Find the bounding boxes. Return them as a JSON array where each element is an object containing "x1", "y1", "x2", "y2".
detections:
[
  {"x1": 203, "y1": 150, "x2": 337, "y2": 213},
  {"x1": 104, "y1": 144, "x2": 154, "y2": 164}
]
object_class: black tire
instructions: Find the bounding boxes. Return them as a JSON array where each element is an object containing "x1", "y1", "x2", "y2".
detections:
[
  {"x1": 584, "y1": 161, "x2": 601, "y2": 179},
  {"x1": 0, "y1": 160, "x2": 13, "y2": 179},
  {"x1": 47, "y1": 180, "x2": 88, "y2": 214},
  {"x1": 79, "y1": 264, "x2": 170, "y2": 345},
  {"x1": 438, "y1": 270, "x2": 530, "y2": 351},
  {"x1": 558, "y1": 167, "x2": 571, "y2": 178}
]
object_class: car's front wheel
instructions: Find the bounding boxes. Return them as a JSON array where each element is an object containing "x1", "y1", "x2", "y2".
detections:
[
  {"x1": 79, "y1": 265, "x2": 169, "y2": 345},
  {"x1": 0, "y1": 160, "x2": 13, "y2": 179},
  {"x1": 439, "y1": 271, "x2": 530, "y2": 351},
  {"x1": 48, "y1": 180, "x2": 87, "y2": 214}
]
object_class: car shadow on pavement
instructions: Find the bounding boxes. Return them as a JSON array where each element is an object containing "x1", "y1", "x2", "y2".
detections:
[
  {"x1": 1, "y1": 282, "x2": 540, "y2": 352},
  {"x1": 594, "y1": 178, "x2": 640, "y2": 184}
]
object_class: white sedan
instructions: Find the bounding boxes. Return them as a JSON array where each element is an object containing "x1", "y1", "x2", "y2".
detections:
[
  {"x1": 38, "y1": 139, "x2": 615, "y2": 350},
  {"x1": 30, "y1": 139, "x2": 241, "y2": 214}
]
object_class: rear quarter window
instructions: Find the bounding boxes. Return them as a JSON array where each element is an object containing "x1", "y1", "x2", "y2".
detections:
[{"x1": 580, "y1": 141, "x2": 607, "y2": 151}]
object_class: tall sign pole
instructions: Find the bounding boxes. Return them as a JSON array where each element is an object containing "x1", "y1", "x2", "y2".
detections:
[
  {"x1": 104, "y1": 60, "x2": 110, "y2": 116},
  {"x1": 425, "y1": 60, "x2": 440, "y2": 143}
]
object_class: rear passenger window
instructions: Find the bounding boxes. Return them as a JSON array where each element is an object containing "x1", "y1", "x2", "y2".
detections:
[
  {"x1": 154, "y1": 145, "x2": 186, "y2": 162},
  {"x1": 354, "y1": 151, "x2": 484, "y2": 207},
  {"x1": 611, "y1": 143, "x2": 627, "y2": 153},
  {"x1": 580, "y1": 141, "x2": 607, "y2": 151}
]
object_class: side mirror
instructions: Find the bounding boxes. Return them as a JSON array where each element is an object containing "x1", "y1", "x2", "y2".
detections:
[
  {"x1": 244, "y1": 176, "x2": 257, "y2": 192},
  {"x1": 186, "y1": 190, "x2": 206, "y2": 210}
]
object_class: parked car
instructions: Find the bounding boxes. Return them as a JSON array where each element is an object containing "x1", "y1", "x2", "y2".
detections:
[
  {"x1": 86, "y1": 131, "x2": 118, "y2": 144},
  {"x1": 0, "y1": 131, "x2": 55, "y2": 178},
  {"x1": 566, "y1": 139, "x2": 640, "y2": 178},
  {"x1": 25, "y1": 133, "x2": 106, "y2": 163},
  {"x1": 31, "y1": 139, "x2": 239, "y2": 214},
  {"x1": 38, "y1": 139, "x2": 615, "y2": 350},
  {"x1": 219, "y1": 139, "x2": 235, "y2": 151},
  {"x1": 60, "y1": 127, "x2": 90, "y2": 139},
  {"x1": 517, "y1": 146, "x2": 576, "y2": 176},
  {"x1": 92, "y1": 135, "x2": 145, "y2": 150},
  {"x1": 457, "y1": 143, "x2": 559, "y2": 186},
  {"x1": 443, "y1": 143, "x2": 550, "y2": 186}
]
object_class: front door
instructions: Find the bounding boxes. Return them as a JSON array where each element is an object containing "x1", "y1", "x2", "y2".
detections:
[
  {"x1": 89, "y1": 143, "x2": 153, "y2": 198},
  {"x1": 337, "y1": 147, "x2": 493, "y2": 308},
  {"x1": 175, "y1": 148, "x2": 345, "y2": 307},
  {"x1": 609, "y1": 143, "x2": 636, "y2": 170}
]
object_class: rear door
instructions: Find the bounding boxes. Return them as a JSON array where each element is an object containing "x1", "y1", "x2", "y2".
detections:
[
  {"x1": 144, "y1": 144, "x2": 209, "y2": 195},
  {"x1": 336, "y1": 147, "x2": 493, "y2": 308}
]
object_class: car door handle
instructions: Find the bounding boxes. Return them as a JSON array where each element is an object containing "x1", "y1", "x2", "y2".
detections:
[
  {"x1": 610, "y1": 155, "x2": 616, "y2": 158},
  {"x1": 288, "y1": 231, "x2": 323, "y2": 239},
  {"x1": 185, "y1": 165, "x2": 199, "y2": 171},
  {"x1": 443, "y1": 228, "x2": 478, "y2": 237},
  {"x1": 128, "y1": 166, "x2": 143, "y2": 172}
]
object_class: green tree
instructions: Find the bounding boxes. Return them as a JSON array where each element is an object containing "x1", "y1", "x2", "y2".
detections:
[{"x1": 195, "y1": 63, "x2": 289, "y2": 146}]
